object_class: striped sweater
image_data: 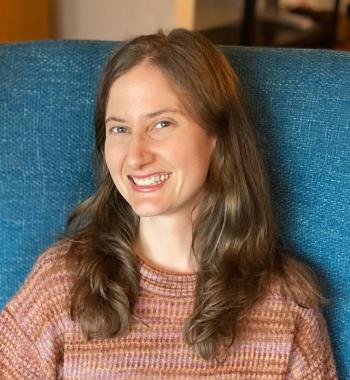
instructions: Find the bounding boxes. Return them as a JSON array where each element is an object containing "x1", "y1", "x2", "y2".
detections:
[{"x1": 0, "y1": 243, "x2": 337, "y2": 379}]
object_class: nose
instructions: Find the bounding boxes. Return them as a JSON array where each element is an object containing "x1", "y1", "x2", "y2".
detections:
[{"x1": 126, "y1": 134, "x2": 154, "y2": 170}]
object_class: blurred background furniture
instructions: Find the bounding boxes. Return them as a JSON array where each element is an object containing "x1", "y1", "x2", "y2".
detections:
[
  {"x1": 0, "y1": 40, "x2": 349, "y2": 378},
  {"x1": 0, "y1": 0, "x2": 348, "y2": 50},
  {"x1": 201, "y1": 0, "x2": 341, "y2": 47}
]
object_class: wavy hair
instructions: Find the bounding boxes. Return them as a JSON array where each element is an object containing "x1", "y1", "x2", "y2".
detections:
[{"x1": 66, "y1": 29, "x2": 324, "y2": 361}]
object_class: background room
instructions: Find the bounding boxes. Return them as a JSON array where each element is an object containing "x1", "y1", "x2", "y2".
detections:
[{"x1": 0, "y1": 0, "x2": 349, "y2": 50}]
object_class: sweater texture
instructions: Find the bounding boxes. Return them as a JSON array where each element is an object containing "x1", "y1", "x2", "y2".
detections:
[{"x1": 0, "y1": 243, "x2": 337, "y2": 379}]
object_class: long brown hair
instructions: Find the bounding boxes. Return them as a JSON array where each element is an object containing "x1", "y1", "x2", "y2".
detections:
[{"x1": 66, "y1": 29, "x2": 324, "y2": 361}]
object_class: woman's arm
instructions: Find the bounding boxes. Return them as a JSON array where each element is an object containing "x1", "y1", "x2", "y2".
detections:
[
  {"x1": 286, "y1": 305, "x2": 338, "y2": 379},
  {"x1": 0, "y1": 243, "x2": 71, "y2": 379},
  {"x1": 0, "y1": 307, "x2": 50, "y2": 379}
]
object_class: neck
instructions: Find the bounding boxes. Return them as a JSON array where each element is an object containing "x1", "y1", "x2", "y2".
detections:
[{"x1": 134, "y1": 213, "x2": 198, "y2": 274}]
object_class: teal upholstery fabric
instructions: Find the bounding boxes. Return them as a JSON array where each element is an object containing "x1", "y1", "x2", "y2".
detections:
[{"x1": 0, "y1": 40, "x2": 349, "y2": 378}]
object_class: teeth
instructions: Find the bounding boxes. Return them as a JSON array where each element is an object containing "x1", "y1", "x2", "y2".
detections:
[{"x1": 132, "y1": 173, "x2": 170, "y2": 186}]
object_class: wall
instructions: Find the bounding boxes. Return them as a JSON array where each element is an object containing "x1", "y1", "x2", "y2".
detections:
[
  {"x1": 52, "y1": 0, "x2": 178, "y2": 40},
  {"x1": 194, "y1": 0, "x2": 242, "y2": 30}
]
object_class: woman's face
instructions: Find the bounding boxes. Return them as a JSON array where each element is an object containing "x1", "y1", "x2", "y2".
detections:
[{"x1": 104, "y1": 62, "x2": 216, "y2": 219}]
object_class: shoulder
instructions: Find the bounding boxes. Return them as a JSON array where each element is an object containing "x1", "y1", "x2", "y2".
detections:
[
  {"x1": 248, "y1": 277, "x2": 334, "y2": 346},
  {"x1": 245, "y1": 274, "x2": 327, "y2": 337},
  {"x1": 276, "y1": 284, "x2": 338, "y2": 377},
  {"x1": 250, "y1": 249, "x2": 329, "y2": 321},
  {"x1": 31, "y1": 240, "x2": 73, "y2": 274},
  {"x1": 254, "y1": 274, "x2": 324, "y2": 320},
  {"x1": 0, "y1": 241, "x2": 76, "y2": 377},
  {"x1": 3, "y1": 240, "x2": 75, "y2": 321},
  {"x1": 250, "y1": 277, "x2": 337, "y2": 377}
]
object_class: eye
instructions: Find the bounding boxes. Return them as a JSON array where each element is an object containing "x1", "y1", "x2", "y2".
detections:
[
  {"x1": 154, "y1": 120, "x2": 172, "y2": 129},
  {"x1": 110, "y1": 126, "x2": 128, "y2": 134}
]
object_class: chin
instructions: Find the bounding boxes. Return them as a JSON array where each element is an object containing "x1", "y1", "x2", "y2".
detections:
[
  {"x1": 129, "y1": 202, "x2": 171, "y2": 217},
  {"x1": 133, "y1": 209, "x2": 166, "y2": 218}
]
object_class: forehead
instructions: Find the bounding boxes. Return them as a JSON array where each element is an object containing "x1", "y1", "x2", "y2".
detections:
[
  {"x1": 108, "y1": 63, "x2": 181, "y2": 104},
  {"x1": 106, "y1": 62, "x2": 199, "y2": 124},
  {"x1": 110, "y1": 63, "x2": 178, "y2": 98}
]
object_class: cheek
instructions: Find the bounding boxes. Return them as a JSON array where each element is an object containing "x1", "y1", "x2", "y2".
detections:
[
  {"x1": 104, "y1": 145, "x2": 113, "y2": 173},
  {"x1": 104, "y1": 144, "x2": 123, "y2": 179},
  {"x1": 180, "y1": 141, "x2": 214, "y2": 181}
]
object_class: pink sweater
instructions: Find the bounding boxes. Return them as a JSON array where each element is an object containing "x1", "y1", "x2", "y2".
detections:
[{"x1": 0, "y1": 243, "x2": 337, "y2": 379}]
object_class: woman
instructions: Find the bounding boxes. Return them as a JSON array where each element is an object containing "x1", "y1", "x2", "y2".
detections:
[{"x1": 0, "y1": 29, "x2": 337, "y2": 379}]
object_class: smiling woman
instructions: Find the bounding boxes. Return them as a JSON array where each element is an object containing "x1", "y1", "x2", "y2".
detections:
[
  {"x1": 0, "y1": 29, "x2": 338, "y2": 379},
  {"x1": 104, "y1": 62, "x2": 216, "y2": 230}
]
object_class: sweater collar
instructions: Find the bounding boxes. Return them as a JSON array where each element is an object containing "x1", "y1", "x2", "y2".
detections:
[{"x1": 137, "y1": 255, "x2": 197, "y2": 298}]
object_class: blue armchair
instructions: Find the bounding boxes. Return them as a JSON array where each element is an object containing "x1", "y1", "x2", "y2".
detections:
[{"x1": 0, "y1": 40, "x2": 349, "y2": 378}]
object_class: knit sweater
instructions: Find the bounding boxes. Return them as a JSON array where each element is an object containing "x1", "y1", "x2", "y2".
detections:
[{"x1": 0, "y1": 243, "x2": 337, "y2": 379}]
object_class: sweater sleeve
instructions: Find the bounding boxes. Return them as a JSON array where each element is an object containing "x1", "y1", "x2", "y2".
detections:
[
  {"x1": 0, "y1": 308, "x2": 48, "y2": 379},
  {"x1": 0, "y1": 243, "x2": 72, "y2": 379},
  {"x1": 286, "y1": 305, "x2": 338, "y2": 379}
]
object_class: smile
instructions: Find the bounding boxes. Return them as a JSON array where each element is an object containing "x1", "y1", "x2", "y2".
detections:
[{"x1": 129, "y1": 173, "x2": 171, "y2": 186}]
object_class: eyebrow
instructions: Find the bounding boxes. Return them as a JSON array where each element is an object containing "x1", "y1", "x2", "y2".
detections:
[{"x1": 105, "y1": 108, "x2": 181, "y2": 124}]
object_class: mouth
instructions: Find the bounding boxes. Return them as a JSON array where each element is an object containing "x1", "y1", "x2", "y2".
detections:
[{"x1": 128, "y1": 172, "x2": 172, "y2": 187}]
